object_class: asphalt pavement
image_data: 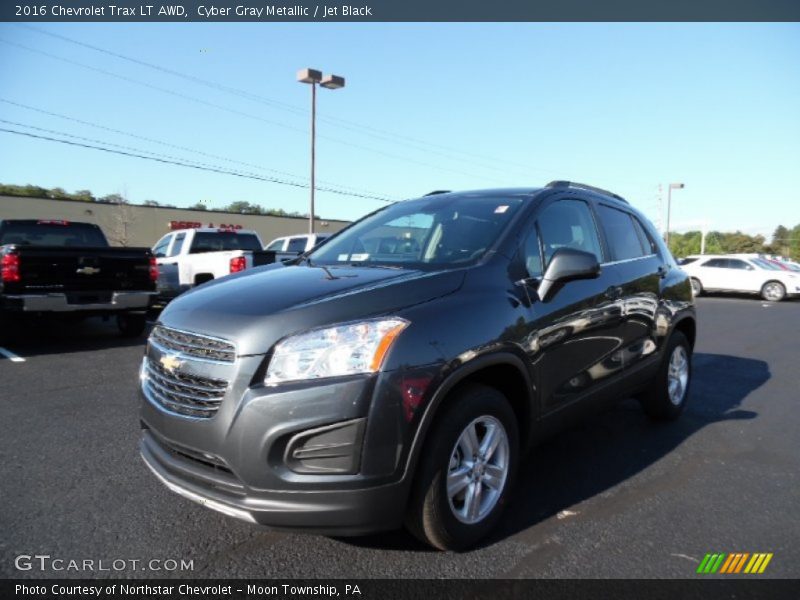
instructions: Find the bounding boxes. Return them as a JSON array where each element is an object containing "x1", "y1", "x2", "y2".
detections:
[{"x1": 1, "y1": 297, "x2": 798, "y2": 579}]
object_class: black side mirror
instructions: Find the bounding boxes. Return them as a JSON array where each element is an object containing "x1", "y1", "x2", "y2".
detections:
[{"x1": 537, "y1": 247, "x2": 601, "y2": 300}]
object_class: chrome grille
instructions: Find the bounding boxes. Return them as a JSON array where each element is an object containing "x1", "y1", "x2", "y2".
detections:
[
  {"x1": 150, "y1": 324, "x2": 236, "y2": 363},
  {"x1": 143, "y1": 358, "x2": 228, "y2": 419}
]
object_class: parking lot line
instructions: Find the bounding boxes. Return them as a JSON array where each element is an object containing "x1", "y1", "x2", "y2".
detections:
[{"x1": 0, "y1": 347, "x2": 25, "y2": 362}]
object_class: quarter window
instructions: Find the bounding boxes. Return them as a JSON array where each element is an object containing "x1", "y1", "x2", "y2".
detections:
[
  {"x1": 538, "y1": 199, "x2": 603, "y2": 266},
  {"x1": 596, "y1": 205, "x2": 646, "y2": 262}
]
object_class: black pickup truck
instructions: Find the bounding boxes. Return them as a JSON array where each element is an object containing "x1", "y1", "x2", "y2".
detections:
[{"x1": 0, "y1": 219, "x2": 157, "y2": 340}]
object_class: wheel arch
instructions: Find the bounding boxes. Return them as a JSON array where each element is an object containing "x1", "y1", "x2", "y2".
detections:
[
  {"x1": 404, "y1": 353, "x2": 535, "y2": 480},
  {"x1": 672, "y1": 315, "x2": 697, "y2": 349}
]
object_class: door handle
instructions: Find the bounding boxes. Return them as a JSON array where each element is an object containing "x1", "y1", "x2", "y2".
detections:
[{"x1": 605, "y1": 285, "x2": 622, "y2": 299}]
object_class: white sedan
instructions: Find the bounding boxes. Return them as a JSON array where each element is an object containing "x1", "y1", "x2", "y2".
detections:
[{"x1": 681, "y1": 255, "x2": 800, "y2": 302}]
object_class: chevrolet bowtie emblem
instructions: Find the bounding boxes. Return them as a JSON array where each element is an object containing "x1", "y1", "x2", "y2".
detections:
[
  {"x1": 159, "y1": 354, "x2": 182, "y2": 373},
  {"x1": 76, "y1": 266, "x2": 101, "y2": 275}
]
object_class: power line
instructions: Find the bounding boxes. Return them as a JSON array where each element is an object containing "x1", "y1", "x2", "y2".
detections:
[
  {"x1": 0, "y1": 118, "x2": 308, "y2": 189},
  {"x1": 0, "y1": 36, "x2": 508, "y2": 185},
  {"x1": 20, "y1": 24, "x2": 563, "y2": 178},
  {"x1": 0, "y1": 127, "x2": 395, "y2": 203},
  {"x1": 0, "y1": 98, "x2": 392, "y2": 199}
]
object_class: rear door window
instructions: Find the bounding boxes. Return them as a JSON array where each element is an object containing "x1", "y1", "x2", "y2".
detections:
[
  {"x1": 595, "y1": 205, "x2": 646, "y2": 262},
  {"x1": 631, "y1": 215, "x2": 658, "y2": 256},
  {"x1": 702, "y1": 258, "x2": 727, "y2": 268},
  {"x1": 728, "y1": 259, "x2": 752, "y2": 270}
]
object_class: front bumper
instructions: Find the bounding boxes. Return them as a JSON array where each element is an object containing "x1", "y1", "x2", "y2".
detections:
[
  {"x1": 139, "y1": 429, "x2": 408, "y2": 534},
  {"x1": 3, "y1": 291, "x2": 155, "y2": 312}
]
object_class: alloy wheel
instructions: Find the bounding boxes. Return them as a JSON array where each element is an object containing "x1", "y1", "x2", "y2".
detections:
[
  {"x1": 763, "y1": 283, "x2": 784, "y2": 302},
  {"x1": 667, "y1": 345, "x2": 690, "y2": 406},
  {"x1": 446, "y1": 416, "x2": 510, "y2": 524}
]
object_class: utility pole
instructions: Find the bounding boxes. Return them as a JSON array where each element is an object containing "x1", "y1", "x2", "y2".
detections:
[
  {"x1": 656, "y1": 184, "x2": 663, "y2": 235},
  {"x1": 701, "y1": 221, "x2": 707, "y2": 255},
  {"x1": 665, "y1": 182, "x2": 685, "y2": 247}
]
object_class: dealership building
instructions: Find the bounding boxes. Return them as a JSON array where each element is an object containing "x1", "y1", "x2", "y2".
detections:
[{"x1": 0, "y1": 195, "x2": 350, "y2": 247}]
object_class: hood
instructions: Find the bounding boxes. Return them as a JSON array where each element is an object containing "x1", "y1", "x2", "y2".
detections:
[{"x1": 158, "y1": 262, "x2": 465, "y2": 355}]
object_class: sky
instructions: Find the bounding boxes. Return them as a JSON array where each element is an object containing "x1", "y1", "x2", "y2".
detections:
[{"x1": 0, "y1": 23, "x2": 798, "y2": 238}]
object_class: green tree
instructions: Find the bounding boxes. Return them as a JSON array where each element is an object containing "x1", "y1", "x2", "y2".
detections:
[
  {"x1": 98, "y1": 193, "x2": 124, "y2": 203},
  {"x1": 772, "y1": 225, "x2": 790, "y2": 255},
  {"x1": 790, "y1": 224, "x2": 800, "y2": 262},
  {"x1": 223, "y1": 201, "x2": 265, "y2": 215},
  {"x1": 188, "y1": 202, "x2": 208, "y2": 211},
  {"x1": 23, "y1": 185, "x2": 50, "y2": 198},
  {"x1": 48, "y1": 187, "x2": 70, "y2": 200},
  {"x1": 143, "y1": 199, "x2": 160, "y2": 206}
]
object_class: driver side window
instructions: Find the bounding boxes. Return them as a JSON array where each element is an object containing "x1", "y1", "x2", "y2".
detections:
[{"x1": 538, "y1": 199, "x2": 603, "y2": 267}]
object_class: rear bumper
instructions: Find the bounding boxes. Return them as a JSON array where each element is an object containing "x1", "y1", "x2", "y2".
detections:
[
  {"x1": 139, "y1": 429, "x2": 408, "y2": 534},
  {"x1": 2, "y1": 291, "x2": 156, "y2": 312}
]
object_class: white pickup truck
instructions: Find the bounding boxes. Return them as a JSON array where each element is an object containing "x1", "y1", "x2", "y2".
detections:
[
  {"x1": 153, "y1": 228, "x2": 273, "y2": 301},
  {"x1": 264, "y1": 233, "x2": 332, "y2": 261}
]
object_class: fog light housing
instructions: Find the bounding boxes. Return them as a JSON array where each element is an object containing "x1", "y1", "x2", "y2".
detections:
[{"x1": 283, "y1": 418, "x2": 366, "y2": 475}]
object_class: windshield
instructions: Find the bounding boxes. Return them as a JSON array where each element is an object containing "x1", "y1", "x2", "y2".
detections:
[
  {"x1": 0, "y1": 221, "x2": 108, "y2": 247},
  {"x1": 307, "y1": 194, "x2": 525, "y2": 269}
]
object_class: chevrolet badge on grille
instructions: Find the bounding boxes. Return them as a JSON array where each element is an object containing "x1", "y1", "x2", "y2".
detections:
[{"x1": 159, "y1": 354, "x2": 183, "y2": 373}]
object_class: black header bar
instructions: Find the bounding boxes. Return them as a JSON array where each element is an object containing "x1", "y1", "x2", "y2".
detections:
[{"x1": 2, "y1": 0, "x2": 800, "y2": 22}]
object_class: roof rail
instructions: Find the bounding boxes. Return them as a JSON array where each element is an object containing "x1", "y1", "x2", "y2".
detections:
[
  {"x1": 424, "y1": 190, "x2": 451, "y2": 196},
  {"x1": 545, "y1": 181, "x2": 628, "y2": 204}
]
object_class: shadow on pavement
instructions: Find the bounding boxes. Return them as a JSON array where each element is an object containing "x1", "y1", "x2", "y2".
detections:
[
  {"x1": 341, "y1": 353, "x2": 769, "y2": 552},
  {"x1": 0, "y1": 313, "x2": 157, "y2": 357}
]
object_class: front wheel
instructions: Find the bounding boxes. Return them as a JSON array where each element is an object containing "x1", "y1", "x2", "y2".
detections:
[
  {"x1": 638, "y1": 330, "x2": 692, "y2": 421},
  {"x1": 117, "y1": 313, "x2": 147, "y2": 338},
  {"x1": 761, "y1": 281, "x2": 786, "y2": 302},
  {"x1": 405, "y1": 384, "x2": 519, "y2": 551}
]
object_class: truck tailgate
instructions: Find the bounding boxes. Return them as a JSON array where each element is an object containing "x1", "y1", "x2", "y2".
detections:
[{"x1": 7, "y1": 246, "x2": 155, "y2": 293}]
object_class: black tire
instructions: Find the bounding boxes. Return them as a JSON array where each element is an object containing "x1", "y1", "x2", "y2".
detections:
[
  {"x1": 639, "y1": 330, "x2": 692, "y2": 421},
  {"x1": 117, "y1": 313, "x2": 147, "y2": 338},
  {"x1": 690, "y1": 278, "x2": 703, "y2": 297},
  {"x1": 761, "y1": 280, "x2": 786, "y2": 302},
  {"x1": 405, "y1": 384, "x2": 519, "y2": 551}
]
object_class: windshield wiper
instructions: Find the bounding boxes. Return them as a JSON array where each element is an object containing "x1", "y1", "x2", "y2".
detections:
[{"x1": 348, "y1": 262, "x2": 406, "y2": 270}]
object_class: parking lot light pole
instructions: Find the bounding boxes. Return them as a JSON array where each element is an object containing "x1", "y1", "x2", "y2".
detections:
[
  {"x1": 297, "y1": 68, "x2": 345, "y2": 234},
  {"x1": 665, "y1": 183, "x2": 685, "y2": 248}
]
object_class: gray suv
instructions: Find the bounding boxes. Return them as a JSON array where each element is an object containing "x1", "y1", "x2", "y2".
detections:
[{"x1": 139, "y1": 182, "x2": 696, "y2": 550}]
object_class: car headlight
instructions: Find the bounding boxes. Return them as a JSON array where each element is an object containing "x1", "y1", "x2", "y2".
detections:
[{"x1": 265, "y1": 318, "x2": 409, "y2": 385}]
